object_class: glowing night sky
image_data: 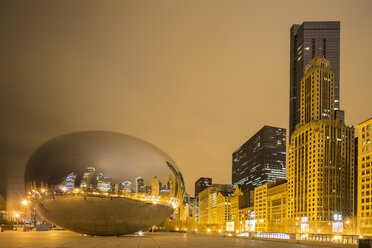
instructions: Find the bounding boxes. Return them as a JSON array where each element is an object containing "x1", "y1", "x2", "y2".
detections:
[{"x1": 1, "y1": 0, "x2": 371, "y2": 203}]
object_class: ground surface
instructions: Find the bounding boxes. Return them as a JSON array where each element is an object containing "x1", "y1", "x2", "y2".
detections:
[{"x1": 0, "y1": 230, "x2": 326, "y2": 248}]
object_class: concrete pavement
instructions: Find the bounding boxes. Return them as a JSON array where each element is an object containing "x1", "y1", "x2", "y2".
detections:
[{"x1": 0, "y1": 230, "x2": 327, "y2": 248}]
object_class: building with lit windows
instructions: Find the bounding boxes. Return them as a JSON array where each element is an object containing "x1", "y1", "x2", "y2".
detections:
[
  {"x1": 136, "y1": 177, "x2": 144, "y2": 193},
  {"x1": 179, "y1": 194, "x2": 196, "y2": 223},
  {"x1": 254, "y1": 179, "x2": 287, "y2": 233},
  {"x1": 194, "y1": 177, "x2": 212, "y2": 223},
  {"x1": 96, "y1": 173, "x2": 112, "y2": 192},
  {"x1": 195, "y1": 177, "x2": 212, "y2": 197},
  {"x1": 80, "y1": 167, "x2": 95, "y2": 190},
  {"x1": 198, "y1": 184, "x2": 232, "y2": 225},
  {"x1": 151, "y1": 177, "x2": 160, "y2": 196},
  {"x1": 357, "y1": 117, "x2": 372, "y2": 235},
  {"x1": 216, "y1": 191, "x2": 232, "y2": 228},
  {"x1": 267, "y1": 180, "x2": 287, "y2": 233},
  {"x1": 64, "y1": 172, "x2": 76, "y2": 188},
  {"x1": 232, "y1": 126, "x2": 286, "y2": 190},
  {"x1": 230, "y1": 186, "x2": 255, "y2": 232},
  {"x1": 254, "y1": 184, "x2": 268, "y2": 232},
  {"x1": 290, "y1": 21, "x2": 340, "y2": 137},
  {"x1": 287, "y1": 57, "x2": 355, "y2": 234}
]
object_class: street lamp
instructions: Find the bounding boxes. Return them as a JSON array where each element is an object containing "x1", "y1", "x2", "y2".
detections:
[
  {"x1": 14, "y1": 213, "x2": 20, "y2": 229},
  {"x1": 22, "y1": 200, "x2": 29, "y2": 231}
]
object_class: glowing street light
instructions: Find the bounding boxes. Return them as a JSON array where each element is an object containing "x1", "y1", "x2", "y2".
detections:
[
  {"x1": 14, "y1": 213, "x2": 20, "y2": 228},
  {"x1": 21, "y1": 200, "x2": 29, "y2": 231}
]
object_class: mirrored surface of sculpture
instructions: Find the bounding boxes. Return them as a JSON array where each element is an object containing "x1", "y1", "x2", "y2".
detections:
[{"x1": 24, "y1": 131, "x2": 185, "y2": 236}]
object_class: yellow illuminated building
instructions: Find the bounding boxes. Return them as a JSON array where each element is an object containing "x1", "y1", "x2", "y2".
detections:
[
  {"x1": 229, "y1": 186, "x2": 255, "y2": 233},
  {"x1": 287, "y1": 57, "x2": 355, "y2": 234},
  {"x1": 267, "y1": 181, "x2": 287, "y2": 233},
  {"x1": 357, "y1": 118, "x2": 372, "y2": 235},
  {"x1": 254, "y1": 184, "x2": 268, "y2": 232},
  {"x1": 198, "y1": 184, "x2": 232, "y2": 226},
  {"x1": 254, "y1": 180, "x2": 287, "y2": 232},
  {"x1": 216, "y1": 192, "x2": 231, "y2": 227}
]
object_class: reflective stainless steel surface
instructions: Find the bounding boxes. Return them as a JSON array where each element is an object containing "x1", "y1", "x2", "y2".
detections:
[{"x1": 24, "y1": 131, "x2": 184, "y2": 236}]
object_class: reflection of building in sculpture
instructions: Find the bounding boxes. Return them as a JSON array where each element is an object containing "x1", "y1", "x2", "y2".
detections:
[
  {"x1": 80, "y1": 167, "x2": 96, "y2": 190},
  {"x1": 166, "y1": 161, "x2": 185, "y2": 207},
  {"x1": 96, "y1": 173, "x2": 112, "y2": 192},
  {"x1": 254, "y1": 179, "x2": 287, "y2": 233},
  {"x1": 136, "y1": 177, "x2": 144, "y2": 193},
  {"x1": 287, "y1": 57, "x2": 355, "y2": 234},
  {"x1": 144, "y1": 185, "x2": 151, "y2": 194},
  {"x1": 151, "y1": 177, "x2": 160, "y2": 196},
  {"x1": 168, "y1": 175, "x2": 176, "y2": 198},
  {"x1": 121, "y1": 181, "x2": 132, "y2": 193},
  {"x1": 198, "y1": 184, "x2": 233, "y2": 225},
  {"x1": 64, "y1": 172, "x2": 76, "y2": 187},
  {"x1": 357, "y1": 118, "x2": 372, "y2": 235}
]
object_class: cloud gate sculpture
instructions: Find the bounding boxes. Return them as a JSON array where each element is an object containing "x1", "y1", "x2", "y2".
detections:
[{"x1": 24, "y1": 131, "x2": 185, "y2": 236}]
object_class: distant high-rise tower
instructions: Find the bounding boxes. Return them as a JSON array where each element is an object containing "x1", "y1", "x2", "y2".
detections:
[
  {"x1": 136, "y1": 177, "x2": 144, "y2": 193},
  {"x1": 64, "y1": 172, "x2": 76, "y2": 188},
  {"x1": 80, "y1": 167, "x2": 95, "y2": 190},
  {"x1": 195, "y1": 177, "x2": 212, "y2": 198},
  {"x1": 96, "y1": 173, "x2": 112, "y2": 192},
  {"x1": 151, "y1": 176, "x2": 160, "y2": 196},
  {"x1": 232, "y1": 126, "x2": 286, "y2": 190},
  {"x1": 290, "y1": 21, "x2": 340, "y2": 138},
  {"x1": 121, "y1": 181, "x2": 132, "y2": 193},
  {"x1": 287, "y1": 57, "x2": 354, "y2": 233}
]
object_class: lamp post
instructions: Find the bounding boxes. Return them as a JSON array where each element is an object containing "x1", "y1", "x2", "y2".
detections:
[
  {"x1": 14, "y1": 213, "x2": 20, "y2": 229},
  {"x1": 22, "y1": 200, "x2": 29, "y2": 231}
]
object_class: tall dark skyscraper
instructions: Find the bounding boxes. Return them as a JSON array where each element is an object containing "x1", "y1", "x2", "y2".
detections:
[
  {"x1": 290, "y1": 21, "x2": 340, "y2": 138},
  {"x1": 232, "y1": 126, "x2": 286, "y2": 190},
  {"x1": 194, "y1": 177, "x2": 212, "y2": 198}
]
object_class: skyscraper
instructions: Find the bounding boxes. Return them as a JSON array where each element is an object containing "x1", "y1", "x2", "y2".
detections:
[
  {"x1": 151, "y1": 176, "x2": 160, "y2": 196},
  {"x1": 121, "y1": 181, "x2": 132, "y2": 193},
  {"x1": 80, "y1": 167, "x2": 95, "y2": 190},
  {"x1": 356, "y1": 117, "x2": 372, "y2": 235},
  {"x1": 287, "y1": 57, "x2": 354, "y2": 234},
  {"x1": 64, "y1": 172, "x2": 76, "y2": 188},
  {"x1": 136, "y1": 177, "x2": 144, "y2": 193},
  {"x1": 96, "y1": 173, "x2": 112, "y2": 192},
  {"x1": 232, "y1": 126, "x2": 286, "y2": 190},
  {"x1": 194, "y1": 177, "x2": 212, "y2": 198},
  {"x1": 290, "y1": 21, "x2": 340, "y2": 138}
]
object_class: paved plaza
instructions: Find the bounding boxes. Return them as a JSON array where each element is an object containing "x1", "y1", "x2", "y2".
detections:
[{"x1": 0, "y1": 230, "x2": 327, "y2": 248}]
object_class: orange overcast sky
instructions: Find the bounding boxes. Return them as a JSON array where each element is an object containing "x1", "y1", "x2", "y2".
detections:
[{"x1": 1, "y1": 0, "x2": 371, "y2": 198}]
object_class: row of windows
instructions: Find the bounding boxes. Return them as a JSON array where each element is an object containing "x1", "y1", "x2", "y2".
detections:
[
  {"x1": 362, "y1": 125, "x2": 371, "y2": 132},
  {"x1": 361, "y1": 132, "x2": 371, "y2": 139}
]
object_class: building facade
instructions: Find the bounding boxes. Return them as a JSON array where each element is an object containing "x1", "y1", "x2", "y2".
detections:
[
  {"x1": 287, "y1": 57, "x2": 354, "y2": 234},
  {"x1": 195, "y1": 178, "x2": 212, "y2": 197},
  {"x1": 290, "y1": 21, "x2": 340, "y2": 137},
  {"x1": 232, "y1": 126, "x2": 286, "y2": 190},
  {"x1": 198, "y1": 184, "x2": 232, "y2": 226},
  {"x1": 357, "y1": 118, "x2": 372, "y2": 235},
  {"x1": 254, "y1": 180, "x2": 287, "y2": 233}
]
